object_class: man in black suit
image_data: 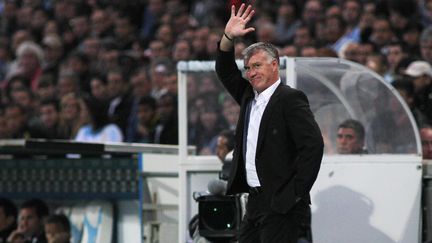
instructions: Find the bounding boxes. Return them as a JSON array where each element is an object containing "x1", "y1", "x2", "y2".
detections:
[{"x1": 215, "y1": 4, "x2": 324, "y2": 243}]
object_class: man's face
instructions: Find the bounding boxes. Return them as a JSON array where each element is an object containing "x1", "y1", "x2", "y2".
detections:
[
  {"x1": 216, "y1": 136, "x2": 229, "y2": 162},
  {"x1": 294, "y1": 28, "x2": 311, "y2": 47},
  {"x1": 44, "y1": 223, "x2": 66, "y2": 243},
  {"x1": 40, "y1": 104, "x2": 59, "y2": 128},
  {"x1": 11, "y1": 90, "x2": 32, "y2": 108},
  {"x1": 18, "y1": 208, "x2": 41, "y2": 237},
  {"x1": 421, "y1": 39, "x2": 432, "y2": 64},
  {"x1": 5, "y1": 107, "x2": 26, "y2": 135},
  {"x1": 157, "y1": 96, "x2": 174, "y2": 122},
  {"x1": 137, "y1": 104, "x2": 155, "y2": 125},
  {"x1": 342, "y1": 0, "x2": 361, "y2": 25},
  {"x1": 244, "y1": 51, "x2": 278, "y2": 93},
  {"x1": 336, "y1": 128, "x2": 362, "y2": 154},
  {"x1": 131, "y1": 73, "x2": 151, "y2": 98},
  {"x1": 386, "y1": 45, "x2": 404, "y2": 68},
  {"x1": 107, "y1": 73, "x2": 125, "y2": 98},
  {"x1": 421, "y1": 128, "x2": 432, "y2": 159},
  {"x1": 0, "y1": 207, "x2": 14, "y2": 231},
  {"x1": 412, "y1": 76, "x2": 431, "y2": 93},
  {"x1": 19, "y1": 53, "x2": 39, "y2": 76},
  {"x1": 90, "y1": 78, "x2": 107, "y2": 99},
  {"x1": 371, "y1": 20, "x2": 392, "y2": 46}
]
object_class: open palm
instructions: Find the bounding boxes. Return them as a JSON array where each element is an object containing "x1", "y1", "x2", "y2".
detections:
[{"x1": 225, "y1": 4, "x2": 255, "y2": 38}]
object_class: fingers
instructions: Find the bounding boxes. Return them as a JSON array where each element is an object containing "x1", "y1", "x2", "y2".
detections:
[
  {"x1": 244, "y1": 27, "x2": 256, "y2": 35},
  {"x1": 236, "y1": 3, "x2": 245, "y2": 16},
  {"x1": 241, "y1": 5, "x2": 252, "y2": 19},
  {"x1": 244, "y1": 9, "x2": 255, "y2": 23},
  {"x1": 234, "y1": 4, "x2": 254, "y2": 22}
]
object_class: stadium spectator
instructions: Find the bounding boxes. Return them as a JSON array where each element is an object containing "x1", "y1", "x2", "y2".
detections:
[
  {"x1": 8, "y1": 199, "x2": 49, "y2": 243},
  {"x1": 153, "y1": 92, "x2": 178, "y2": 145},
  {"x1": 392, "y1": 78, "x2": 429, "y2": 127},
  {"x1": 44, "y1": 214, "x2": 71, "y2": 243},
  {"x1": 215, "y1": 129, "x2": 235, "y2": 163},
  {"x1": 421, "y1": 125, "x2": 432, "y2": 160},
  {"x1": 420, "y1": 26, "x2": 432, "y2": 64},
  {"x1": 275, "y1": 1, "x2": 301, "y2": 45},
  {"x1": 58, "y1": 93, "x2": 88, "y2": 139},
  {"x1": 172, "y1": 39, "x2": 193, "y2": 62},
  {"x1": 56, "y1": 72, "x2": 80, "y2": 98},
  {"x1": 106, "y1": 68, "x2": 133, "y2": 137},
  {"x1": 75, "y1": 97, "x2": 123, "y2": 143},
  {"x1": 129, "y1": 96, "x2": 158, "y2": 143},
  {"x1": 35, "y1": 75, "x2": 57, "y2": 100},
  {"x1": 382, "y1": 41, "x2": 406, "y2": 83},
  {"x1": 336, "y1": 119, "x2": 366, "y2": 154},
  {"x1": 34, "y1": 98, "x2": 62, "y2": 139},
  {"x1": 0, "y1": 198, "x2": 17, "y2": 243},
  {"x1": 4, "y1": 103, "x2": 36, "y2": 139},
  {"x1": 404, "y1": 60, "x2": 432, "y2": 124},
  {"x1": 89, "y1": 74, "x2": 108, "y2": 102},
  {"x1": 369, "y1": 17, "x2": 395, "y2": 50},
  {"x1": 7, "y1": 41, "x2": 44, "y2": 92}
]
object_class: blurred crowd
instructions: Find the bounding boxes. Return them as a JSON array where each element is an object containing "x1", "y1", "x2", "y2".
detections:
[
  {"x1": 0, "y1": 197, "x2": 70, "y2": 243},
  {"x1": 1, "y1": 0, "x2": 432, "y2": 155}
]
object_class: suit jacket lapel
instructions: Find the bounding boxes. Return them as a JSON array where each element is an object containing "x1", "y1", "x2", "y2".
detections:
[{"x1": 256, "y1": 85, "x2": 282, "y2": 156}]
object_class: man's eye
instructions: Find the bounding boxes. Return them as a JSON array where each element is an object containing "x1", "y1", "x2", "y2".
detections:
[{"x1": 253, "y1": 64, "x2": 261, "y2": 69}]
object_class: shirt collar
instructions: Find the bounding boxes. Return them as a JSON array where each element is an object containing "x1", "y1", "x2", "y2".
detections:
[{"x1": 253, "y1": 79, "x2": 281, "y2": 103}]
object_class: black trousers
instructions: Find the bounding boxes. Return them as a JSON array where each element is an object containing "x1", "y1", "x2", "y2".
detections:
[{"x1": 238, "y1": 190, "x2": 311, "y2": 243}]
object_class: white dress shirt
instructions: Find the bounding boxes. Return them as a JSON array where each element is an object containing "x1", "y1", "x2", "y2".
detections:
[{"x1": 246, "y1": 79, "x2": 281, "y2": 187}]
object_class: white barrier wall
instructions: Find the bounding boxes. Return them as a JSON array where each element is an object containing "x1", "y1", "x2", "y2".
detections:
[
  {"x1": 179, "y1": 154, "x2": 422, "y2": 243},
  {"x1": 311, "y1": 155, "x2": 422, "y2": 243}
]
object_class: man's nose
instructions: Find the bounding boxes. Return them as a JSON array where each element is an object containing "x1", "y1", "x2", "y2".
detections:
[{"x1": 247, "y1": 69, "x2": 256, "y2": 77}]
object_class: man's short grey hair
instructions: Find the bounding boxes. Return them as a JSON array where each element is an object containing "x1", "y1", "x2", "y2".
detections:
[
  {"x1": 420, "y1": 26, "x2": 432, "y2": 43},
  {"x1": 242, "y1": 42, "x2": 279, "y2": 64}
]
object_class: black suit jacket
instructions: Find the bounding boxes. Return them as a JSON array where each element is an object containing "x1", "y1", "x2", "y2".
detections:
[{"x1": 215, "y1": 46, "x2": 324, "y2": 214}]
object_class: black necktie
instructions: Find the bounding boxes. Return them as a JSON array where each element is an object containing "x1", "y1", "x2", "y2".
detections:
[{"x1": 243, "y1": 99, "x2": 252, "y2": 159}]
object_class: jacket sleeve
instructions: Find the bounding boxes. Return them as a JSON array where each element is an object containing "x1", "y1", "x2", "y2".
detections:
[{"x1": 215, "y1": 43, "x2": 249, "y2": 105}]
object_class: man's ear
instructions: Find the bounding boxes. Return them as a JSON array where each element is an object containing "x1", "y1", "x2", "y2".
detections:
[{"x1": 272, "y1": 59, "x2": 278, "y2": 70}]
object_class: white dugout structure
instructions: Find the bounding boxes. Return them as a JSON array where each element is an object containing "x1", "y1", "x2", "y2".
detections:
[{"x1": 176, "y1": 57, "x2": 423, "y2": 243}]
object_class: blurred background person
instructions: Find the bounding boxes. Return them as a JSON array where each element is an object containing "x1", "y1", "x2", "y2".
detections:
[
  {"x1": 0, "y1": 198, "x2": 17, "y2": 243},
  {"x1": 75, "y1": 97, "x2": 123, "y2": 143},
  {"x1": 404, "y1": 60, "x2": 432, "y2": 123},
  {"x1": 392, "y1": 78, "x2": 429, "y2": 127},
  {"x1": 336, "y1": 119, "x2": 366, "y2": 154},
  {"x1": 106, "y1": 68, "x2": 133, "y2": 137},
  {"x1": 33, "y1": 98, "x2": 62, "y2": 139},
  {"x1": 8, "y1": 199, "x2": 49, "y2": 243},
  {"x1": 58, "y1": 93, "x2": 88, "y2": 139},
  {"x1": 153, "y1": 92, "x2": 178, "y2": 145},
  {"x1": 421, "y1": 125, "x2": 432, "y2": 160},
  {"x1": 43, "y1": 214, "x2": 71, "y2": 243},
  {"x1": 128, "y1": 96, "x2": 158, "y2": 143}
]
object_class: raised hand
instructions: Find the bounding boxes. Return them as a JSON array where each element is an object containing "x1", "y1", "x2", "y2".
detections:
[{"x1": 225, "y1": 4, "x2": 255, "y2": 39}]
